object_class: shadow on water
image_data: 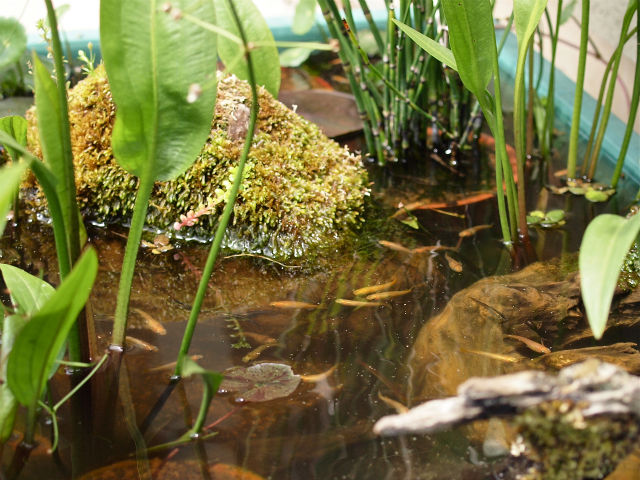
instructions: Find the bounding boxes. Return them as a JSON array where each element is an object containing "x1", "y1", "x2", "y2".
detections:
[{"x1": 1, "y1": 148, "x2": 639, "y2": 479}]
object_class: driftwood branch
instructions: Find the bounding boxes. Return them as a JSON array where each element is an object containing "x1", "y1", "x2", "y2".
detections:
[{"x1": 374, "y1": 359, "x2": 640, "y2": 437}]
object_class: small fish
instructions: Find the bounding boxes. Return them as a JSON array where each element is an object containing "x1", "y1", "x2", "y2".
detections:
[
  {"x1": 131, "y1": 307, "x2": 167, "y2": 335},
  {"x1": 504, "y1": 334, "x2": 551, "y2": 354},
  {"x1": 377, "y1": 390, "x2": 408, "y2": 414},
  {"x1": 147, "y1": 354, "x2": 203, "y2": 373},
  {"x1": 125, "y1": 336, "x2": 158, "y2": 352},
  {"x1": 300, "y1": 364, "x2": 337, "y2": 383},
  {"x1": 445, "y1": 252, "x2": 463, "y2": 272},
  {"x1": 461, "y1": 347, "x2": 519, "y2": 363},
  {"x1": 335, "y1": 298, "x2": 383, "y2": 307},
  {"x1": 378, "y1": 240, "x2": 413, "y2": 253},
  {"x1": 242, "y1": 342, "x2": 280, "y2": 363},
  {"x1": 269, "y1": 300, "x2": 321, "y2": 310},
  {"x1": 366, "y1": 288, "x2": 412, "y2": 301},
  {"x1": 411, "y1": 245, "x2": 456, "y2": 254},
  {"x1": 243, "y1": 331, "x2": 278, "y2": 345},
  {"x1": 353, "y1": 276, "x2": 397, "y2": 296},
  {"x1": 458, "y1": 224, "x2": 493, "y2": 238}
]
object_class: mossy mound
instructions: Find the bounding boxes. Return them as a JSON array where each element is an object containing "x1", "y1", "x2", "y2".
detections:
[{"x1": 26, "y1": 65, "x2": 369, "y2": 260}]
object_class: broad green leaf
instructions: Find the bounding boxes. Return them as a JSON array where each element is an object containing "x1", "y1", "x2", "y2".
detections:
[
  {"x1": 0, "y1": 160, "x2": 29, "y2": 235},
  {"x1": 7, "y1": 248, "x2": 98, "y2": 407},
  {"x1": 0, "y1": 265, "x2": 55, "y2": 315},
  {"x1": 220, "y1": 363, "x2": 301, "y2": 402},
  {"x1": 279, "y1": 47, "x2": 313, "y2": 68},
  {"x1": 514, "y1": 0, "x2": 548, "y2": 56},
  {"x1": 441, "y1": 0, "x2": 495, "y2": 97},
  {"x1": 0, "y1": 315, "x2": 27, "y2": 442},
  {"x1": 579, "y1": 213, "x2": 640, "y2": 339},
  {"x1": 100, "y1": 0, "x2": 217, "y2": 181},
  {"x1": 33, "y1": 54, "x2": 75, "y2": 232},
  {"x1": 293, "y1": 0, "x2": 317, "y2": 35},
  {"x1": 215, "y1": 0, "x2": 280, "y2": 97},
  {"x1": 181, "y1": 357, "x2": 223, "y2": 393},
  {"x1": 392, "y1": 20, "x2": 457, "y2": 71},
  {"x1": 0, "y1": 116, "x2": 28, "y2": 162},
  {"x1": 0, "y1": 18, "x2": 27, "y2": 69}
]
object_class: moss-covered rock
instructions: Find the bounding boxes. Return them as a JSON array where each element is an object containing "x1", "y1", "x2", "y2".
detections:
[{"x1": 25, "y1": 65, "x2": 369, "y2": 260}]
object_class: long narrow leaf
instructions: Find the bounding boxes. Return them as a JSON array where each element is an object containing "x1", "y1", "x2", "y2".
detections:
[
  {"x1": 100, "y1": 0, "x2": 218, "y2": 181},
  {"x1": 579, "y1": 213, "x2": 640, "y2": 339},
  {"x1": 514, "y1": 0, "x2": 549, "y2": 56},
  {"x1": 0, "y1": 265, "x2": 55, "y2": 315},
  {"x1": 7, "y1": 248, "x2": 97, "y2": 407},
  {"x1": 215, "y1": 0, "x2": 280, "y2": 97},
  {"x1": 441, "y1": 0, "x2": 495, "y2": 96},
  {"x1": 0, "y1": 315, "x2": 28, "y2": 442},
  {"x1": 392, "y1": 19, "x2": 458, "y2": 71}
]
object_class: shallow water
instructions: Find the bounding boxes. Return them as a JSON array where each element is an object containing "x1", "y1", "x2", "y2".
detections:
[{"x1": 2, "y1": 154, "x2": 639, "y2": 479}]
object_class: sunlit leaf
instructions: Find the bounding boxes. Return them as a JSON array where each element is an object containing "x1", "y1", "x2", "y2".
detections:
[
  {"x1": 0, "y1": 17, "x2": 27, "y2": 69},
  {"x1": 0, "y1": 265, "x2": 55, "y2": 315},
  {"x1": 579, "y1": 213, "x2": 640, "y2": 339},
  {"x1": 7, "y1": 249, "x2": 98, "y2": 407},
  {"x1": 0, "y1": 160, "x2": 29, "y2": 235},
  {"x1": 100, "y1": 0, "x2": 217, "y2": 181},
  {"x1": 293, "y1": 0, "x2": 317, "y2": 35},
  {"x1": 514, "y1": 0, "x2": 549, "y2": 57},
  {"x1": 215, "y1": 0, "x2": 280, "y2": 97},
  {"x1": 219, "y1": 363, "x2": 301, "y2": 402}
]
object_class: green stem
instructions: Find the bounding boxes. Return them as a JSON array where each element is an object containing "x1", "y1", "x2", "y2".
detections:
[
  {"x1": 612, "y1": 28, "x2": 640, "y2": 188},
  {"x1": 111, "y1": 174, "x2": 155, "y2": 347},
  {"x1": 174, "y1": 0, "x2": 260, "y2": 378},
  {"x1": 513, "y1": 34, "x2": 531, "y2": 240},
  {"x1": 542, "y1": 2, "x2": 562, "y2": 160},
  {"x1": 566, "y1": 0, "x2": 589, "y2": 179}
]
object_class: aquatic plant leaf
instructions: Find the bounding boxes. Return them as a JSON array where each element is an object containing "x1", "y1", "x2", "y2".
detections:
[
  {"x1": 100, "y1": 0, "x2": 217, "y2": 181},
  {"x1": 279, "y1": 47, "x2": 313, "y2": 68},
  {"x1": 215, "y1": 0, "x2": 280, "y2": 97},
  {"x1": 560, "y1": 0, "x2": 579, "y2": 25},
  {"x1": 7, "y1": 248, "x2": 97, "y2": 407},
  {"x1": 0, "y1": 17, "x2": 27, "y2": 69},
  {"x1": 584, "y1": 189, "x2": 610, "y2": 202},
  {"x1": 0, "y1": 160, "x2": 29, "y2": 235},
  {"x1": 220, "y1": 363, "x2": 301, "y2": 402},
  {"x1": 441, "y1": 0, "x2": 494, "y2": 97},
  {"x1": 293, "y1": 0, "x2": 317, "y2": 35},
  {"x1": 0, "y1": 264, "x2": 55, "y2": 315},
  {"x1": 392, "y1": 20, "x2": 457, "y2": 71},
  {"x1": 0, "y1": 315, "x2": 27, "y2": 442},
  {"x1": 514, "y1": 0, "x2": 549, "y2": 58},
  {"x1": 0, "y1": 115, "x2": 27, "y2": 162},
  {"x1": 579, "y1": 212, "x2": 640, "y2": 339}
]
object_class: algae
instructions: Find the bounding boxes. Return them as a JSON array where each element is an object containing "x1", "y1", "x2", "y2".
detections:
[{"x1": 25, "y1": 65, "x2": 369, "y2": 261}]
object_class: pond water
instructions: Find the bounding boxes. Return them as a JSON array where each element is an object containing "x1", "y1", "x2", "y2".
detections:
[{"x1": 2, "y1": 144, "x2": 639, "y2": 480}]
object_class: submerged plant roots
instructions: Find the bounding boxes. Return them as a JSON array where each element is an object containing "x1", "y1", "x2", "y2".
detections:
[{"x1": 25, "y1": 65, "x2": 369, "y2": 261}]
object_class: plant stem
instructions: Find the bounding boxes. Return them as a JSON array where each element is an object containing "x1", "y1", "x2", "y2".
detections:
[
  {"x1": 174, "y1": 0, "x2": 260, "y2": 378},
  {"x1": 111, "y1": 173, "x2": 155, "y2": 347},
  {"x1": 541, "y1": 2, "x2": 562, "y2": 161},
  {"x1": 612, "y1": 27, "x2": 639, "y2": 188},
  {"x1": 566, "y1": 0, "x2": 589, "y2": 179}
]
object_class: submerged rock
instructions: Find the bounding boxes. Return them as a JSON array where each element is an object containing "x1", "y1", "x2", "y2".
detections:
[{"x1": 25, "y1": 65, "x2": 369, "y2": 261}]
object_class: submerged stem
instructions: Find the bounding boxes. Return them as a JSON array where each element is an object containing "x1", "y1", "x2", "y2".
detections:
[{"x1": 174, "y1": 0, "x2": 260, "y2": 378}]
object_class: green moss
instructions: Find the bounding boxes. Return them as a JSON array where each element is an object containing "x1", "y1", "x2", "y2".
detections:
[
  {"x1": 25, "y1": 65, "x2": 369, "y2": 261},
  {"x1": 514, "y1": 401, "x2": 639, "y2": 480},
  {"x1": 618, "y1": 240, "x2": 640, "y2": 291}
]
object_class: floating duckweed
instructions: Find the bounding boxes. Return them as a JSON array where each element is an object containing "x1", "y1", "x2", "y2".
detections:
[{"x1": 25, "y1": 65, "x2": 369, "y2": 261}]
